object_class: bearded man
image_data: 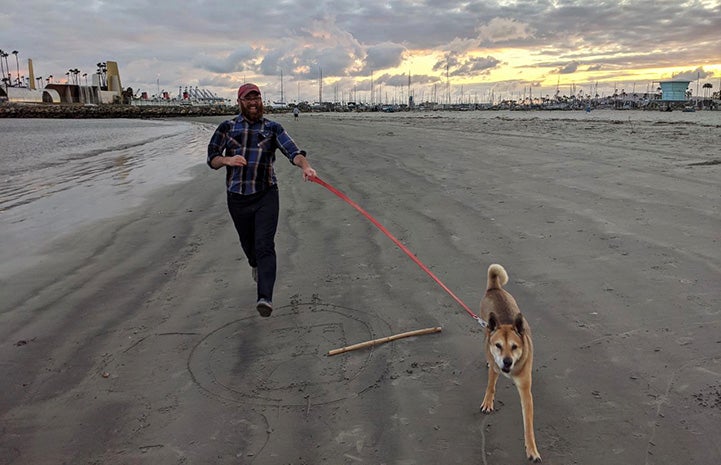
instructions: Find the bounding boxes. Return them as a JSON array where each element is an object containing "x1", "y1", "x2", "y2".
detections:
[{"x1": 207, "y1": 83, "x2": 316, "y2": 317}]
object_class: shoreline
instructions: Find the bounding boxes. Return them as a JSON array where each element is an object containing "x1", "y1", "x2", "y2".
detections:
[
  {"x1": 0, "y1": 102, "x2": 237, "y2": 118},
  {"x1": 2, "y1": 101, "x2": 719, "y2": 119}
]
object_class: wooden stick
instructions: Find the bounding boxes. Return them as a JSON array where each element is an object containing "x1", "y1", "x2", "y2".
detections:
[{"x1": 327, "y1": 327, "x2": 442, "y2": 356}]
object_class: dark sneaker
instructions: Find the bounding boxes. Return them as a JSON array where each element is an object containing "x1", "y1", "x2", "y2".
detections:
[
  {"x1": 256, "y1": 299, "x2": 273, "y2": 317},
  {"x1": 251, "y1": 267, "x2": 258, "y2": 283}
]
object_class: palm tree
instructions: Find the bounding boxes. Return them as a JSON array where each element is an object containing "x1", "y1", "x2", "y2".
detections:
[
  {"x1": 0, "y1": 50, "x2": 9, "y2": 87},
  {"x1": 702, "y1": 82, "x2": 712, "y2": 99},
  {"x1": 96, "y1": 62, "x2": 107, "y2": 88},
  {"x1": 0, "y1": 49, "x2": 4, "y2": 85},
  {"x1": 67, "y1": 68, "x2": 80, "y2": 85},
  {"x1": 12, "y1": 51, "x2": 19, "y2": 86},
  {"x1": 2, "y1": 51, "x2": 10, "y2": 84}
]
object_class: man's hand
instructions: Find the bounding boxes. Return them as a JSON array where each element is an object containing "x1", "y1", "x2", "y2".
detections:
[
  {"x1": 224, "y1": 155, "x2": 247, "y2": 167},
  {"x1": 210, "y1": 155, "x2": 246, "y2": 169},
  {"x1": 302, "y1": 166, "x2": 317, "y2": 181}
]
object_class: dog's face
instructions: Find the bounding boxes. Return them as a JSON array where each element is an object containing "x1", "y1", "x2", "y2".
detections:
[{"x1": 487, "y1": 313, "x2": 526, "y2": 374}]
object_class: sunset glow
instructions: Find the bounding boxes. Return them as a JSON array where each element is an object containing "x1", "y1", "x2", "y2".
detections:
[{"x1": 1, "y1": 1, "x2": 718, "y2": 102}]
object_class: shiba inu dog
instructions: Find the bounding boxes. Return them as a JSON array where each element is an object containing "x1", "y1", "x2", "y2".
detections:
[{"x1": 480, "y1": 264, "x2": 541, "y2": 462}]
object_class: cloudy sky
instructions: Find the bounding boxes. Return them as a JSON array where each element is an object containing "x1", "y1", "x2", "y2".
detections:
[{"x1": 1, "y1": 0, "x2": 720, "y2": 103}]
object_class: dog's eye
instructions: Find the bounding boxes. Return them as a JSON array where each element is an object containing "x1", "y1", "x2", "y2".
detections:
[
  {"x1": 495, "y1": 343, "x2": 502, "y2": 349},
  {"x1": 511, "y1": 344, "x2": 518, "y2": 351}
]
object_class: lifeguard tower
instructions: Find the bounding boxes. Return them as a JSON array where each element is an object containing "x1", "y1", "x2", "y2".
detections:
[
  {"x1": 659, "y1": 81, "x2": 690, "y2": 101},
  {"x1": 658, "y1": 80, "x2": 690, "y2": 111}
]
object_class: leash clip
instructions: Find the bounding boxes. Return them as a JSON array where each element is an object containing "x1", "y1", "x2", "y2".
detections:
[{"x1": 474, "y1": 315, "x2": 488, "y2": 328}]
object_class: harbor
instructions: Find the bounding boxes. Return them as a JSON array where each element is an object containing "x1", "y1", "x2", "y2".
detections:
[{"x1": 1, "y1": 49, "x2": 719, "y2": 117}]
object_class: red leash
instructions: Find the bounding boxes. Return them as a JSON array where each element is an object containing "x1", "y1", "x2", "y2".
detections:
[{"x1": 309, "y1": 176, "x2": 485, "y2": 326}]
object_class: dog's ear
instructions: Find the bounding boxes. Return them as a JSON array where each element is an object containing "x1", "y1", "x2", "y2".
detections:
[
  {"x1": 514, "y1": 313, "x2": 525, "y2": 335},
  {"x1": 488, "y1": 312, "x2": 498, "y2": 331}
]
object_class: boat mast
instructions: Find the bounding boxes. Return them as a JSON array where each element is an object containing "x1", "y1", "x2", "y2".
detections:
[
  {"x1": 318, "y1": 67, "x2": 322, "y2": 104},
  {"x1": 280, "y1": 69, "x2": 284, "y2": 103}
]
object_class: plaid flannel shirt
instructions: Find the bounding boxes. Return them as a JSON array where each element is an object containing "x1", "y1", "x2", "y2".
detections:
[{"x1": 207, "y1": 115, "x2": 305, "y2": 195}]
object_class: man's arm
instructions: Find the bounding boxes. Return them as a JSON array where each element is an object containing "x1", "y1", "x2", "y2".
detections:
[
  {"x1": 292, "y1": 153, "x2": 317, "y2": 180},
  {"x1": 209, "y1": 155, "x2": 247, "y2": 169},
  {"x1": 209, "y1": 156, "x2": 226, "y2": 169},
  {"x1": 208, "y1": 120, "x2": 249, "y2": 169},
  {"x1": 273, "y1": 122, "x2": 317, "y2": 180}
]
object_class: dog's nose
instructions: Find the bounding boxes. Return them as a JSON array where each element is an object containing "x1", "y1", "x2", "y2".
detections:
[{"x1": 503, "y1": 358, "x2": 513, "y2": 370}]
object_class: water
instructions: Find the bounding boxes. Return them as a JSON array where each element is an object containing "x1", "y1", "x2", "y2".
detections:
[{"x1": 0, "y1": 118, "x2": 216, "y2": 276}]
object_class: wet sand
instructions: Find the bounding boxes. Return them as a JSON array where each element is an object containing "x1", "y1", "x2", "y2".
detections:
[{"x1": 1, "y1": 112, "x2": 720, "y2": 464}]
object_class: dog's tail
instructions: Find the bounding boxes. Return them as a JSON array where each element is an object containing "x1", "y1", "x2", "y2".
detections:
[{"x1": 486, "y1": 264, "x2": 509, "y2": 291}]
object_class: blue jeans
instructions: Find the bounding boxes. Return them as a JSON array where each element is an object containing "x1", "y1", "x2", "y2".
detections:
[{"x1": 227, "y1": 186, "x2": 279, "y2": 302}]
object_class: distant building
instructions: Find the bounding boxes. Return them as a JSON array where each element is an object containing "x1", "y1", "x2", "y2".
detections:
[
  {"x1": 1, "y1": 86, "x2": 61, "y2": 103},
  {"x1": 659, "y1": 81, "x2": 690, "y2": 101},
  {"x1": 0, "y1": 59, "x2": 122, "y2": 104}
]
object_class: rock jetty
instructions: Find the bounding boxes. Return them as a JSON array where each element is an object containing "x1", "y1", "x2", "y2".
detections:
[{"x1": 0, "y1": 103, "x2": 239, "y2": 118}]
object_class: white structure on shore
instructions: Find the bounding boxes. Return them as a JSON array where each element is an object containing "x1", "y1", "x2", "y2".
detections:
[{"x1": 0, "y1": 59, "x2": 122, "y2": 104}]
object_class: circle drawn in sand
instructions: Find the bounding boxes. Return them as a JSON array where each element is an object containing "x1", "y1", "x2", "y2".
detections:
[{"x1": 187, "y1": 302, "x2": 391, "y2": 406}]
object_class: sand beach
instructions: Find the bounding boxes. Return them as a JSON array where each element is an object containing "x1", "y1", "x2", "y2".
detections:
[{"x1": 1, "y1": 110, "x2": 720, "y2": 464}]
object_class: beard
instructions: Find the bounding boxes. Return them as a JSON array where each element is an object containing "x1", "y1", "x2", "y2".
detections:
[{"x1": 240, "y1": 100, "x2": 264, "y2": 121}]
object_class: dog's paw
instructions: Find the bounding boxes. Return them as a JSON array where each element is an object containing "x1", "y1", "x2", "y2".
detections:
[
  {"x1": 480, "y1": 400, "x2": 494, "y2": 413},
  {"x1": 526, "y1": 449, "x2": 541, "y2": 463}
]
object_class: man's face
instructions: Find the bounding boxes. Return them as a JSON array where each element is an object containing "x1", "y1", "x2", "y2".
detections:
[{"x1": 239, "y1": 91, "x2": 263, "y2": 121}]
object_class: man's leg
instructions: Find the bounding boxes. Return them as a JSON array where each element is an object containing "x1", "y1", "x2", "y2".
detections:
[
  {"x1": 254, "y1": 187, "x2": 279, "y2": 303},
  {"x1": 227, "y1": 192, "x2": 257, "y2": 268}
]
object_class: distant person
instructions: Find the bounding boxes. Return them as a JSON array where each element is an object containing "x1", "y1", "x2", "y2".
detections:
[
  {"x1": 207, "y1": 83, "x2": 317, "y2": 317},
  {"x1": 293, "y1": 107, "x2": 300, "y2": 120}
]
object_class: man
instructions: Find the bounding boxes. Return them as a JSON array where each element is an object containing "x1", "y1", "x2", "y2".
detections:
[{"x1": 207, "y1": 83, "x2": 316, "y2": 317}]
